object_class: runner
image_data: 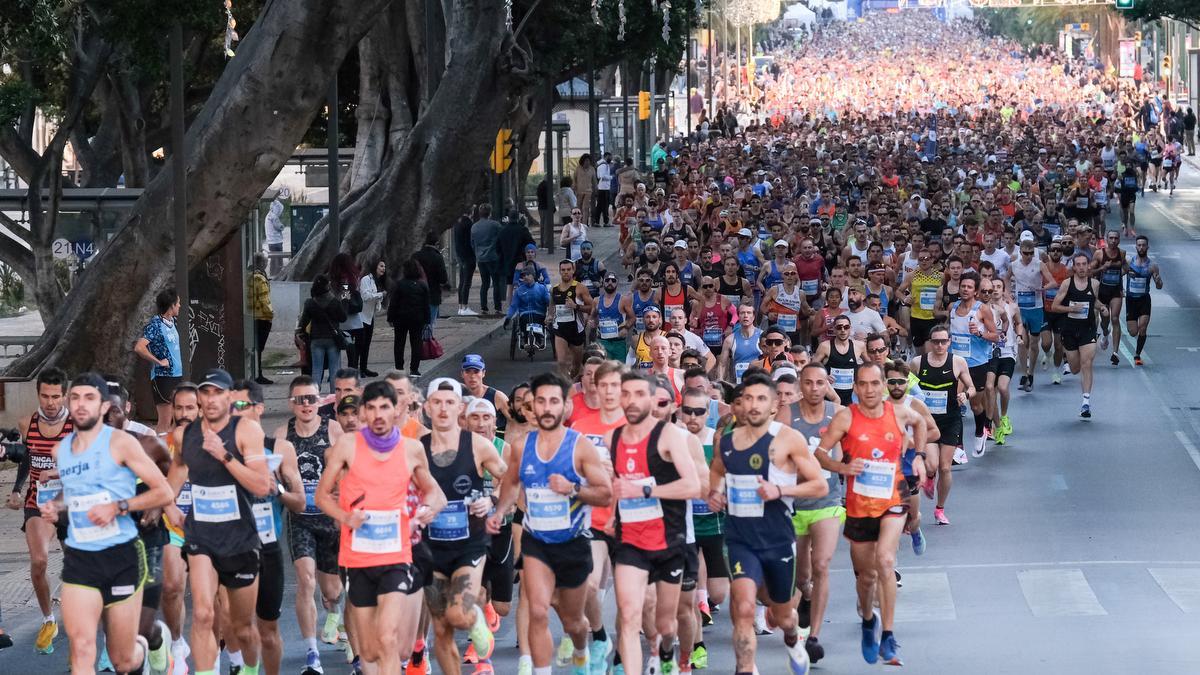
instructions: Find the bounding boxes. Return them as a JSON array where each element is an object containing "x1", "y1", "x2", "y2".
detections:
[
  {"x1": 1010, "y1": 234, "x2": 1056, "y2": 392},
  {"x1": 42, "y1": 373, "x2": 174, "y2": 675},
  {"x1": 7, "y1": 367, "x2": 71, "y2": 655},
  {"x1": 813, "y1": 315, "x2": 864, "y2": 405},
  {"x1": 461, "y1": 354, "x2": 511, "y2": 438},
  {"x1": 315, "y1": 380, "x2": 445, "y2": 675},
  {"x1": 1042, "y1": 242, "x2": 1071, "y2": 384},
  {"x1": 628, "y1": 306, "x2": 666, "y2": 371},
  {"x1": 761, "y1": 263, "x2": 810, "y2": 347},
  {"x1": 720, "y1": 305, "x2": 763, "y2": 383},
  {"x1": 162, "y1": 383, "x2": 199, "y2": 674},
  {"x1": 488, "y1": 372, "x2": 612, "y2": 675},
  {"x1": 1093, "y1": 231, "x2": 1126, "y2": 366},
  {"x1": 882, "y1": 360, "x2": 938, "y2": 556},
  {"x1": 605, "y1": 371, "x2": 700, "y2": 675},
  {"x1": 420, "y1": 377, "x2": 505, "y2": 675},
  {"x1": 166, "y1": 368, "x2": 271, "y2": 675},
  {"x1": 231, "y1": 379, "x2": 304, "y2": 675},
  {"x1": 1049, "y1": 254, "x2": 1109, "y2": 418},
  {"x1": 787, "y1": 363, "x2": 843, "y2": 664},
  {"x1": 275, "y1": 375, "x2": 346, "y2": 674},
  {"x1": 690, "y1": 276, "x2": 733, "y2": 360},
  {"x1": 1123, "y1": 235, "x2": 1164, "y2": 366},
  {"x1": 552, "y1": 259, "x2": 595, "y2": 379},
  {"x1": 947, "y1": 272, "x2": 999, "y2": 457},
  {"x1": 706, "y1": 372, "x2": 826, "y2": 674},
  {"x1": 909, "y1": 325, "x2": 974, "y2": 525},
  {"x1": 815, "y1": 362, "x2": 927, "y2": 666},
  {"x1": 592, "y1": 271, "x2": 634, "y2": 362}
]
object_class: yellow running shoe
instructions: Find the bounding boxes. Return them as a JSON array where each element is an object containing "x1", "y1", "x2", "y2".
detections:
[{"x1": 35, "y1": 619, "x2": 57, "y2": 654}]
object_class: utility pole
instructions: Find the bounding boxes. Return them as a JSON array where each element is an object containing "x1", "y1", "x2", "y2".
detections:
[
  {"x1": 169, "y1": 22, "x2": 190, "y2": 378},
  {"x1": 542, "y1": 78, "x2": 555, "y2": 251},
  {"x1": 327, "y1": 73, "x2": 340, "y2": 256}
]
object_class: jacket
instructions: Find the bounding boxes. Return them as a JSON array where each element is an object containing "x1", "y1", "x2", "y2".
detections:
[
  {"x1": 358, "y1": 274, "x2": 386, "y2": 325},
  {"x1": 497, "y1": 223, "x2": 536, "y2": 277},
  {"x1": 387, "y1": 279, "x2": 432, "y2": 326},
  {"x1": 299, "y1": 292, "x2": 347, "y2": 340},
  {"x1": 413, "y1": 245, "x2": 449, "y2": 306},
  {"x1": 248, "y1": 268, "x2": 274, "y2": 321},
  {"x1": 471, "y1": 218, "x2": 502, "y2": 263}
]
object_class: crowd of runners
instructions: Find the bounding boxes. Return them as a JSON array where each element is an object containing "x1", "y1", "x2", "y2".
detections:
[{"x1": 0, "y1": 10, "x2": 1187, "y2": 675}]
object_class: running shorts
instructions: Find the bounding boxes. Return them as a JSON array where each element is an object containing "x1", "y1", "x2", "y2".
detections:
[
  {"x1": 63, "y1": 538, "x2": 147, "y2": 607},
  {"x1": 519, "y1": 531, "x2": 592, "y2": 589},
  {"x1": 347, "y1": 564, "x2": 419, "y2": 607},
  {"x1": 933, "y1": 414, "x2": 963, "y2": 448},
  {"x1": 682, "y1": 544, "x2": 700, "y2": 592},
  {"x1": 23, "y1": 507, "x2": 67, "y2": 541},
  {"x1": 910, "y1": 317, "x2": 938, "y2": 348},
  {"x1": 968, "y1": 363, "x2": 994, "y2": 389},
  {"x1": 995, "y1": 357, "x2": 1016, "y2": 379},
  {"x1": 1126, "y1": 295, "x2": 1151, "y2": 322},
  {"x1": 1061, "y1": 326, "x2": 1096, "y2": 352},
  {"x1": 843, "y1": 504, "x2": 908, "y2": 544},
  {"x1": 1044, "y1": 311, "x2": 1065, "y2": 334},
  {"x1": 483, "y1": 524, "x2": 515, "y2": 604},
  {"x1": 1019, "y1": 307, "x2": 1044, "y2": 335},
  {"x1": 726, "y1": 540, "x2": 795, "y2": 605},
  {"x1": 141, "y1": 541, "x2": 164, "y2": 610},
  {"x1": 1098, "y1": 284, "x2": 1122, "y2": 305},
  {"x1": 256, "y1": 544, "x2": 286, "y2": 621},
  {"x1": 151, "y1": 376, "x2": 183, "y2": 406},
  {"x1": 287, "y1": 513, "x2": 341, "y2": 575},
  {"x1": 600, "y1": 338, "x2": 629, "y2": 363},
  {"x1": 791, "y1": 505, "x2": 846, "y2": 537},
  {"x1": 613, "y1": 542, "x2": 686, "y2": 585},
  {"x1": 428, "y1": 538, "x2": 490, "y2": 579},
  {"x1": 695, "y1": 533, "x2": 729, "y2": 579},
  {"x1": 182, "y1": 542, "x2": 260, "y2": 589}
]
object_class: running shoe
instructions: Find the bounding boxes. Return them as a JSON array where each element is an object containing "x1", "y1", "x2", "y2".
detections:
[
  {"x1": 1000, "y1": 415, "x2": 1012, "y2": 436},
  {"x1": 860, "y1": 612, "x2": 881, "y2": 664},
  {"x1": 405, "y1": 654, "x2": 428, "y2": 675},
  {"x1": 321, "y1": 613, "x2": 341, "y2": 644},
  {"x1": 148, "y1": 620, "x2": 172, "y2": 675},
  {"x1": 588, "y1": 637, "x2": 612, "y2": 675},
  {"x1": 0, "y1": 629, "x2": 12, "y2": 650},
  {"x1": 170, "y1": 640, "x2": 190, "y2": 675},
  {"x1": 934, "y1": 507, "x2": 950, "y2": 525},
  {"x1": 35, "y1": 619, "x2": 57, "y2": 654},
  {"x1": 972, "y1": 434, "x2": 986, "y2": 458},
  {"x1": 1134, "y1": 356, "x2": 1144, "y2": 366},
  {"x1": 458, "y1": 307, "x2": 479, "y2": 316},
  {"x1": 97, "y1": 644, "x2": 114, "y2": 672},
  {"x1": 952, "y1": 447, "x2": 968, "y2": 465},
  {"x1": 484, "y1": 601, "x2": 501, "y2": 633},
  {"x1": 1018, "y1": 374, "x2": 1028, "y2": 391},
  {"x1": 879, "y1": 633, "x2": 903, "y2": 666},
  {"x1": 786, "y1": 637, "x2": 811, "y2": 674},
  {"x1": 516, "y1": 656, "x2": 533, "y2": 675},
  {"x1": 556, "y1": 636, "x2": 575, "y2": 666},
  {"x1": 1052, "y1": 370, "x2": 1062, "y2": 385},
  {"x1": 1099, "y1": 332, "x2": 1109, "y2": 351},
  {"x1": 613, "y1": 664, "x2": 625, "y2": 675},
  {"x1": 657, "y1": 655, "x2": 676, "y2": 675},
  {"x1": 304, "y1": 648, "x2": 324, "y2": 675},
  {"x1": 698, "y1": 599, "x2": 713, "y2": 627},
  {"x1": 469, "y1": 609, "x2": 495, "y2": 660},
  {"x1": 473, "y1": 661, "x2": 494, "y2": 675},
  {"x1": 754, "y1": 605, "x2": 773, "y2": 635},
  {"x1": 352, "y1": 657, "x2": 364, "y2": 675},
  {"x1": 920, "y1": 476, "x2": 935, "y2": 500},
  {"x1": 464, "y1": 644, "x2": 479, "y2": 664},
  {"x1": 1111, "y1": 353, "x2": 1120, "y2": 366},
  {"x1": 804, "y1": 636, "x2": 824, "y2": 664},
  {"x1": 911, "y1": 527, "x2": 927, "y2": 555},
  {"x1": 1080, "y1": 403, "x2": 1091, "y2": 419},
  {"x1": 993, "y1": 426, "x2": 1007, "y2": 445},
  {"x1": 1062, "y1": 363, "x2": 1071, "y2": 376},
  {"x1": 571, "y1": 650, "x2": 591, "y2": 675},
  {"x1": 798, "y1": 596, "x2": 812, "y2": 629},
  {"x1": 689, "y1": 644, "x2": 708, "y2": 670}
]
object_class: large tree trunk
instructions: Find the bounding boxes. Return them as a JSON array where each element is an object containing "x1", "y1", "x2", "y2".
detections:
[
  {"x1": 6, "y1": 0, "x2": 391, "y2": 378},
  {"x1": 282, "y1": 0, "x2": 533, "y2": 280}
]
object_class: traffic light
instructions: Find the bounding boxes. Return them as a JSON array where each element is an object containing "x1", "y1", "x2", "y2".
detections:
[
  {"x1": 638, "y1": 91, "x2": 651, "y2": 121},
  {"x1": 490, "y1": 128, "x2": 513, "y2": 174},
  {"x1": 1115, "y1": 0, "x2": 1133, "y2": 9},
  {"x1": 1133, "y1": 31, "x2": 1142, "y2": 43},
  {"x1": 1162, "y1": 55, "x2": 1171, "y2": 73}
]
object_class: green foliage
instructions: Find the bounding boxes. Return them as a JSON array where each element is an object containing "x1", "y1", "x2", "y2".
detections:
[
  {"x1": 1119, "y1": 0, "x2": 1200, "y2": 27},
  {"x1": 0, "y1": 80, "x2": 37, "y2": 127},
  {"x1": 979, "y1": 7, "x2": 1089, "y2": 47},
  {"x1": 0, "y1": 262, "x2": 25, "y2": 315}
]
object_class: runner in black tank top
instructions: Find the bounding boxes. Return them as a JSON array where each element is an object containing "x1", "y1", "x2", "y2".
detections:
[
  {"x1": 422, "y1": 429, "x2": 490, "y2": 575},
  {"x1": 826, "y1": 340, "x2": 860, "y2": 405},
  {"x1": 181, "y1": 417, "x2": 259, "y2": 559}
]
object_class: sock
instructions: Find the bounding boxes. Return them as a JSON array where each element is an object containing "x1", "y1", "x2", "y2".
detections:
[
  {"x1": 305, "y1": 637, "x2": 318, "y2": 652},
  {"x1": 43, "y1": 615, "x2": 54, "y2": 624},
  {"x1": 1082, "y1": 393, "x2": 1091, "y2": 405},
  {"x1": 592, "y1": 626, "x2": 607, "y2": 643},
  {"x1": 659, "y1": 636, "x2": 677, "y2": 662},
  {"x1": 147, "y1": 631, "x2": 163, "y2": 651},
  {"x1": 241, "y1": 665, "x2": 259, "y2": 675},
  {"x1": 613, "y1": 650, "x2": 622, "y2": 666},
  {"x1": 783, "y1": 627, "x2": 798, "y2": 647},
  {"x1": 573, "y1": 648, "x2": 587, "y2": 665},
  {"x1": 882, "y1": 629, "x2": 894, "y2": 642},
  {"x1": 172, "y1": 637, "x2": 187, "y2": 651},
  {"x1": 229, "y1": 650, "x2": 244, "y2": 667},
  {"x1": 973, "y1": 410, "x2": 987, "y2": 436},
  {"x1": 862, "y1": 615, "x2": 875, "y2": 628},
  {"x1": 697, "y1": 589, "x2": 709, "y2": 605},
  {"x1": 1136, "y1": 333, "x2": 1146, "y2": 355}
]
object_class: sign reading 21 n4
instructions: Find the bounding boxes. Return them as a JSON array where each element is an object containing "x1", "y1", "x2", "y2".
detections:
[{"x1": 52, "y1": 238, "x2": 96, "y2": 262}]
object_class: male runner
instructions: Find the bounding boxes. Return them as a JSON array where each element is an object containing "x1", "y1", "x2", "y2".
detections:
[
  {"x1": 275, "y1": 375, "x2": 345, "y2": 672},
  {"x1": 706, "y1": 372, "x2": 826, "y2": 675},
  {"x1": 231, "y1": 379, "x2": 304, "y2": 675},
  {"x1": 628, "y1": 306, "x2": 666, "y2": 371},
  {"x1": 1122, "y1": 235, "x2": 1163, "y2": 365},
  {"x1": 43, "y1": 373, "x2": 174, "y2": 674},
  {"x1": 883, "y1": 360, "x2": 939, "y2": 554},
  {"x1": 1011, "y1": 235, "x2": 1056, "y2": 391},
  {"x1": 166, "y1": 368, "x2": 271, "y2": 675},
  {"x1": 947, "y1": 272, "x2": 998, "y2": 457},
  {"x1": 1050, "y1": 253, "x2": 1108, "y2": 417},
  {"x1": 7, "y1": 366, "x2": 72, "y2": 654},
  {"x1": 421, "y1": 377, "x2": 505, "y2": 674},
  {"x1": 551, "y1": 259, "x2": 595, "y2": 378},
  {"x1": 606, "y1": 372, "x2": 700, "y2": 675},
  {"x1": 592, "y1": 271, "x2": 634, "y2": 362},
  {"x1": 909, "y1": 325, "x2": 974, "y2": 525},
  {"x1": 316, "y1": 380, "x2": 445, "y2": 675},
  {"x1": 317, "y1": 369, "x2": 363, "y2": 420},
  {"x1": 162, "y1": 383, "x2": 199, "y2": 673},
  {"x1": 720, "y1": 305, "x2": 763, "y2": 383},
  {"x1": 677, "y1": 388, "x2": 724, "y2": 669},
  {"x1": 488, "y1": 372, "x2": 612, "y2": 675},
  {"x1": 465, "y1": 398, "x2": 516, "y2": 642},
  {"x1": 461, "y1": 355, "x2": 511, "y2": 438},
  {"x1": 816, "y1": 362, "x2": 927, "y2": 666},
  {"x1": 787, "y1": 363, "x2": 842, "y2": 664}
]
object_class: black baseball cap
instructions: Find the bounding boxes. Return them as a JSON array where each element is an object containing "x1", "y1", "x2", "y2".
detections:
[
  {"x1": 337, "y1": 395, "x2": 361, "y2": 413},
  {"x1": 199, "y1": 368, "x2": 234, "y2": 391}
]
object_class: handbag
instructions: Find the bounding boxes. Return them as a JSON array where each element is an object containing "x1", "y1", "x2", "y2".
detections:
[
  {"x1": 317, "y1": 302, "x2": 352, "y2": 350},
  {"x1": 420, "y1": 324, "x2": 443, "y2": 360}
]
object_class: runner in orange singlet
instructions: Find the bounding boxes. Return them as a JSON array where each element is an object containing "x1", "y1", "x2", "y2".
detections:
[{"x1": 816, "y1": 362, "x2": 926, "y2": 667}]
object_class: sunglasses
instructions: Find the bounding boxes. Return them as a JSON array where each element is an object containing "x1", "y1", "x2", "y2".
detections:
[
  {"x1": 231, "y1": 400, "x2": 256, "y2": 411},
  {"x1": 291, "y1": 394, "x2": 320, "y2": 406},
  {"x1": 765, "y1": 338, "x2": 786, "y2": 346},
  {"x1": 680, "y1": 405, "x2": 707, "y2": 417},
  {"x1": 835, "y1": 324, "x2": 851, "y2": 330},
  {"x1": 656, "y1": 399, "x2": 672, "y2": 409},
  {"x1": 867, "y1": 347, "x2": 889, "y2": 355},
  {"x1": 886, "y1": 378, "x2": 908, "y2": 386},
  {"x1": 702, "y1": 284, "x2": 715, "y2": 289},
  {"x1": 928, "y1": 338, "x2": 950, "y2": 345}
]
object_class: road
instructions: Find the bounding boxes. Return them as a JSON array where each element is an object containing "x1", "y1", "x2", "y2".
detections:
[{"x1": 5, "y1": 168, "x2": 1200, "y2": 674}]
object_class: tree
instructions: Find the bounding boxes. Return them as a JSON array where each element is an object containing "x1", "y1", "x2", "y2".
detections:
[
  {"x1": 1120, "y1": 1, "x2": 1200, "y2": 30},
  {"x1": 6, "y1": 0, "x2": 391, "y2": 377}
]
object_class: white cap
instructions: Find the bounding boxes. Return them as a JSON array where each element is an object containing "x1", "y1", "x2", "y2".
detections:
[
  {"x1": 738, "y1": 228, "x2": 753, "y2": 237},
  {"x1": 426, "y1": 377, "x2": 463, "y2": 399},
  {"x1": 1019, "y1": 230, "x2": 1036, "y2": 243},
  {"x1": 465, "y1": 397, "x2": 496, "y2": 417}
]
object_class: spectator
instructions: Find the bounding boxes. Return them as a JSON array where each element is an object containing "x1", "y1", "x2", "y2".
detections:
[
  {"x1": 1185, "y1": 107, "x2": 1196, "y2": 156},
  {"x1": 132, "y1": 287, "x2": 183, "y2": 434},
  {"x1": 414, "y1": 230, "x2": 450, "y2": 328},
  {"x1": 555, "y1": 176, "x2": 577, "y2": 225},
  {"x1": 574, "y1": 154, "x2": 597, "y2": 226},
  {"x1": 248, "y1": 251, "x2": 274, "y2": 385},
  {"x1": 329, "y1": 252, "x2": 364, "y2": 367},
  {"x1": 594, "y1": 151, "x2": 613, "y2": 226},
  {"x1": 471, "y1": 203, "x2": 504, "y2": 315},
  {"x1": 264, "y1": 186, "x2": 289, "y2": 275},
  {"x1": 356, "y1": 256, "x2": 387, "y2": 377},
  {"x1": 388, "y1": 257, "x2": 432, "y2": 376},
  {"x1": 453, "y1": 206, "x2": 478, "y2": 316},
  {"x1": 498, "y1": 211, "x2": 536, "y2": 298},
  {"x1": 298, "y1": 273, "x2": 347, "y2": 394}
]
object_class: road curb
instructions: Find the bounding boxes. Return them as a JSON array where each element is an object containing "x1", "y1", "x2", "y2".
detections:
[{"x1": 421, "y1": 318, "x2": 510, "y2": 382}]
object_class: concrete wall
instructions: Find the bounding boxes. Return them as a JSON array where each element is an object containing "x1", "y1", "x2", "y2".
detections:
[{"x1": 270, "y1": 280, "x2": 313, "y2": 332}]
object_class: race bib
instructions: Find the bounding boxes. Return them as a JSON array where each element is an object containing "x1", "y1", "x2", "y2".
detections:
[
  {"x1": 703, "y1": 327, "x2": 723, "y2": 346},
  {"x1": 777, "y1": 313, "x2": 798, "y2": 333},
  {"x1": 734, "y1": 361, "x2": 750, "y2": 382},
  {"x1": 1075, "y1": 197, "x2": 1089, "y2": 210},
  {"x1": 617, "y1": 477, "x2": 662, "y2": 524},
  {"x1": 555, "y1": 304, "x2": 574, "y2": 324},
  {"x1": 951, "y1": 334, "x2": 971, "y2": 357},
  {"x1": 1163, "y1": 158, "x2": 1174, "y2": 168},
  {"x1": 925, "y1": 390, "x2": 948, "y2": 415},
  {"x1": 726, "y1": 474, "x2": 764, "y2": 518},
  {"x1": 831, "y1": 367, "x2": 854, "y2": 390},
  {"x1": 852, "y1": 460, "x2": 897, "y2": 500},
  {"x1": 528, "y1": 323, "x2": 544, "y2": 336},
  {"x1": 351, "y1": 510, "x2": 403, "y2": 554},
  {"x1": 691, "y1": 498, "x2": 711, "y2": 516},
  {"x1": 192, "y1": 484, "x2": 240, "y2": 523},
  {"x1": 599, "y1": 318, "x2": 620, "y2": 339},
  {"x1": 1128, "y1": 277, "x2": 1148, "y2": 296},
  {"x1": 1067, "y1": 301, "x2": 1089, "y2": 320},
  {"x1": 176, "y1": 483, "x2": 193, "y2": 515},
  {"x1": 36, "y1": 479, "x2": 63, "y2": 506},
  {"x1": 525, "y1": 487, "x2": 571, "y2": 532},
  {"x1": 67, "y1": 491, "x2": 120, "y2": 543},
  {"x1": 802, "y1": 278, "x2": 819, "y2": 295},
  {"x1": 253, "y1": 502, "x2": 277, "y2": 545},
  {"x1": 919, "y1": 287, "x2": 937, "y2": 310},
  {"x1": 1044, "y1": 287, "x2": 1058, "y2": 299},
  {"x1": 429, "y1": 500, "x2": 469, "y2": 541},
  {"x1": 1017, "y1": 290, "x2": 1036, "y2": 308}
]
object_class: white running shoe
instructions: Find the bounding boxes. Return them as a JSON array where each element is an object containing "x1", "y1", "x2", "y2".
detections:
[
  {"x1": 972, "y1": 434, "x2": 987, "y2": 458},
  {"x1": 1099, "y1": 333, "x2": 1109, "y2": 351},
  {"x1": 953, "y1": 447, "x2": 969, "y2": 465}
]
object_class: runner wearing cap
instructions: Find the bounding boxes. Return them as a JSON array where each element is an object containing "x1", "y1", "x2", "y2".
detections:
[
  {"x1": 761, "y1": 262, "x2": 810, "y2": 348},
  {"x1": 420, "y1": 377, "x2": 506, "y2": 674},
  {"x1": 629, "y1": 268, "x2": 661, "y2": 334},
  {"x1": 464, "y1": 397, "x2": 516, "y2": 649},
  {"x1": 735, "y1": 228, "x2": 766, "y2": 314},
  {"x1": 166, "y1": 368, "x2": 271, "y2": 675},
  {"x1": 43, "y1": 373, "x2": 174, "y2": 675},
  {"x1": 671, "y1": 239, "x2": 700, "y2": 290},
  {"x1": 590, "y1": 270, "x2": 634, "y2": 362},
  {"x1": 1011, "y1": 233, "x2": 1056, "y2": 391},
  {"x1": 336, "y1": 394, "x2": 360, "y2": 433},
  {"x1": 462, "y1": 354, "x2": 512, "y2": 439},
  {"x1": 628, "y1": 305, "x2": 665, "y2": 371}
]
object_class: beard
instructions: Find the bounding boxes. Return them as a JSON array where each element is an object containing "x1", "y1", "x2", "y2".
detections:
[
  {"x1": 624, "y1": 406, "x2": 650, "y2": 425},
  {"x1": 72, "y1": 412, "x2": 100, "y2": 431},
  {"x1": 848, "y1": 298, "x2": 862, "y2": 310},
  {"x1": 537, "y1": 412, "x2": 563, "y2": 430}
]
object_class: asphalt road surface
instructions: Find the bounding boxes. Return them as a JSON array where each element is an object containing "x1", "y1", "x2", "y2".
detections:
[{"x1": 5, "y1": 169, "x2": 1200, "y2": 674}]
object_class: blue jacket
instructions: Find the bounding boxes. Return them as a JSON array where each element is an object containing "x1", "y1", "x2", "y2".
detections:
[{"x1": 507, "y1": 282, "x2": 550, "y2": 319}]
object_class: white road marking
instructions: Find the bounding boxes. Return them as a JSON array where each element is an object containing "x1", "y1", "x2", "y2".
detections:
[
  {"x1": 1149, "y1": 201, "x2": 1200, "y2": 240},
  {"x1": 893, "y1": 572, "x2": 957, "y2": 622},
  {"x1": 832, "y1": 559, "x2": 1200, "y2": 573},
  {"x1": 1018, "y1": 569, "x2": 1106, "y2": 617},
  {"x1": 1148, "y1": 568, "x2": 1200, "y2": 613},
  {"x1": 1175, "y1": 430, "x2": 1200, "y2": 475}
]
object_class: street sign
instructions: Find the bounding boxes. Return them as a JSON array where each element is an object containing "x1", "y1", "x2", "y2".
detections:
[{"x1": 52, "y1": 238, "x2": 72, "y2": 260}]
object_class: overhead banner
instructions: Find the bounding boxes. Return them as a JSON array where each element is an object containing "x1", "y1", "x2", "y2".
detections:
[{"x1": 1119, "y1": 40, "x2": 1136, "y2": 78}]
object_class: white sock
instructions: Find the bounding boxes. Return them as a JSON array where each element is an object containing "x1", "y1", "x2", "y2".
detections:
[
  {"x1": 519, "y1": 655, "x2": 534, "y2": 671},
  {"x1": 43, "y1": 615, "x2": 54, "y2": 624},
  {"x1": 229, "y1": 650, "x2": 244, "y2": 667},
  {"x1": 698, "y1": 589, "x2": 709, "y2": 605},
  {"x1": 1082, "y1": 393, "x2": 1091, "y2": 404},
  {"x1": 306, "y1": 637, "x2": 319, "y2": 652},
  {"x1": 533, "y1": 666, "x2": 551, "y2": 675},
  {"x1": 171, "y1": 636, "x2": 187, "y2": 651}
]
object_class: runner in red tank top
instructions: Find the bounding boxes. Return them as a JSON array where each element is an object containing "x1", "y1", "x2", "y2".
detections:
[
  {"x1": 816, "y1": 362, "x2": 927, "y2": 667},
  {"x1": 604, "y1": 371, "x2": 700, "y2": 675}
]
